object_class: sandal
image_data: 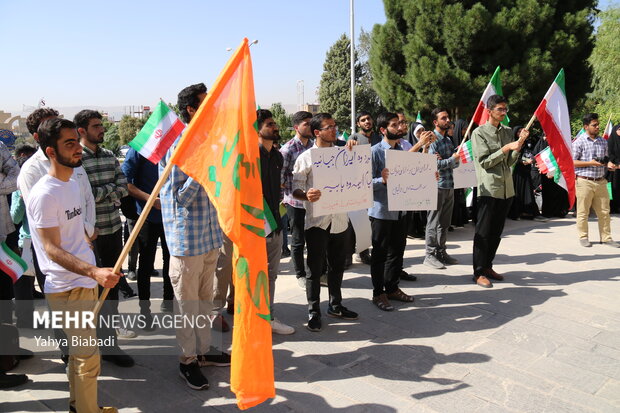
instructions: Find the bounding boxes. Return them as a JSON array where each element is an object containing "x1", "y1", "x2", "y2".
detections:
[
  {"x1": 372, "y1": 293, "x2": 394, "y2": 311},
  {"x1": 386, "y1": 288, "x2": 414, "y2": 303}
]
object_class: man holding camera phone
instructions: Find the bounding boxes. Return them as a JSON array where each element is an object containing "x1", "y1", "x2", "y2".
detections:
[{"x1": 572, "y1": 113, "x2": 619, "y2": 248}]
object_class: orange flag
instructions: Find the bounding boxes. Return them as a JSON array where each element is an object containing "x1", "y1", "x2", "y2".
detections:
[{"x1": 169, "y1": 38, "x2": 274, "y2": 409}]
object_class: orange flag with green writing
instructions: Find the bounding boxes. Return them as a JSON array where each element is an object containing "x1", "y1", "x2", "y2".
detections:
[{"x1": 169, "y1": 38, "x2": 274, "y2": 409}]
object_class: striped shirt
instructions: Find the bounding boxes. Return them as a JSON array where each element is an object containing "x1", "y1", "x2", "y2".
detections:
[
  {"x1": 80, "y1": 145, "x2": 128, "y2": 236},
  {"x1": 159, "y1": 138, "x2": 222, "y2": 256},
  {"x1": 280, "y1": 135, "x2": 313, "y2": 209},
  {"x1": 572, "y1": 134, "x2": 607, "y2": 179}
]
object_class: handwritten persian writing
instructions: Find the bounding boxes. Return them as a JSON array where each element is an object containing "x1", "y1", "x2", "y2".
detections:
[
  {"x1": 386, "y1": 151, "x2": 438, "y2": 211},
  {"x1": 453, "y1": 161, "x2": 478, "y2": 189}
]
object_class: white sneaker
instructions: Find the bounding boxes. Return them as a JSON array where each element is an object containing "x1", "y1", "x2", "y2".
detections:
[
  {"x1": 116, "y1": 328, "x2": 137, "y2": 339},
  {"x1": 271, "y1": 318, "x2": 295, "y2": 335}
]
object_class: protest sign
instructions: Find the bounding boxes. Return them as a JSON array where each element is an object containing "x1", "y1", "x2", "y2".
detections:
[
  {"x1": 386, "y1": 151, "x2": 437, "y2": 211},
  {"x1": 453, "y1": 161, "x2": 478, "y2": 189}
]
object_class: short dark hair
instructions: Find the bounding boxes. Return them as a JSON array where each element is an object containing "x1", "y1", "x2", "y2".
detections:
[
  {"x1": 14, "y1": 144, "x2": 37, "y2": 159},
  {"x1": 356, "y1": 111, "x2": 372, "y2": 123},
  {"x1": 431, "y1": 107, "x2": 449, "y2": 121},
  {"x1": 310, "y1": 113, "x2": 333, "y2": 136},
  {"x1": 256, "y1": 109, "x2": 273, "y2": 130},
  {"x1": 376, "y1": 112, "x2": 398, "y2": 130},
  {"x1": 292, "y1": 111, "x2": 312, "y2": 126},
  {"x1": 73, "y1": 110, "x2": 102, "y2": 130},
  {"x1": 583, "y1": 113, "x2": 599, "y2": 126},
  {"x1": 37, "y1": 118, "x2": 77, "y2": 159},
  {"x1": 26, "y1": 108, "x2": 59, "y2": 135},
  {"x1": 177, "y1": 83, "x2": 207, "y2": 123},
  {"x1": 486, "y1": 95, "x2": 508, "y2": 110}
]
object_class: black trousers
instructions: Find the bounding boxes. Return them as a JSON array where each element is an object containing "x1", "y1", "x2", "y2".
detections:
[
  {"x1": 93, "y1": 229, "x2": 122, "y2": 348},
  {"x1": 370, "y1": 216, "x2": 406, "y2": 297},
  {"x1": 136, "y1": 221, "x2": 173, "y2": 314},
  {"x1": 286, "y1": 205, "x2": 307, "y2": 278},
  {"x1": 304, "y1": 226, "x2": 345, "y2": 315},
  {"x1": 473, "y1": 196, "x2": 512, "y2": 276}
]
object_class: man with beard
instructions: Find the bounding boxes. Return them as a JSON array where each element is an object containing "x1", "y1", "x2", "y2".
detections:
[
  {"x1": 280, "y1": 111, "x2": 313, "y2": 289},
  {"x1": 351, "y1": 111, "x2": 382, "y2": 146},
  {"x1": 369, "y1": 112, "x2": 414, "y2": 312},
  {"x1": 27, "y1": 118, "x2": 120, "y2": 413},
  {"x1": 75, "y1": 110, "x2": 134, "y2": 366},
  {"x1": 471, "y1": 95, "x2": 528, "y2": 288},
  {"x1": 424, "y1": 108, "x2": 460, "y2": 269},
  {"x1": 293, "y1": 113, "x2": 359, "y2": 332},
  {"x1": 257, "y1": 109, "x2": 295, "y2": 335}
]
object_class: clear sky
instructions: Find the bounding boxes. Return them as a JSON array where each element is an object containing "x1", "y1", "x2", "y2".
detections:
[
  {"x1": 1, "y1": 0, "x2": 386, "y2": 116},
  {"x1": 2, "y1": 0, "x2": 615, "y2": 118}
]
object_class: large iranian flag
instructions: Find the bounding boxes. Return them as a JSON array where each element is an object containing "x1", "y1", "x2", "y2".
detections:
[
  {"x1": 472, "y1": 66, "x2": 509, "y2": 126},
  {"x1": 129, "y1": 100, "x2": 185, "y2": 164},
  {"x1": 534, "y1": 69, "x2": 576, "y2": 208}
]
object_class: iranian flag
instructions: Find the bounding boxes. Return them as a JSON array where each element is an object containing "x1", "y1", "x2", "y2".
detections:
[
  {"x1": 602, "y1": 119, "x2": 613, "y2": 140},
  {"x1": 534, "y1": 69, "x2": 576, "y2": 208},
  {"x1": 129, "y1": 100, "x2": 185, "y2": 164},
  {"x1": 458, "y1": 140, "x2": 474, "y2": 163},
  {"x1": 534, "y1": 147, "x2": 560, "y2": 181},
  {"x1": 472, "y1": 66, "x2": 509, "y2": 126},
  {"x1": 0, "y1": 242, "x2": 28, "y2": 283},
  {"x1": 416, "y1": 111, "x2": 422, "y2": 123}
]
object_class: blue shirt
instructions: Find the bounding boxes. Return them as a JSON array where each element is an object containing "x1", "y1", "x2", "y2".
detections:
[
  {"x1": 121, "y1": 148, "x2": 162, "y2": 223},
  {"x1": 368, "y1": 139, "x2": 402, "y2": 221},
  {"x1": 429, "y1": 130, "x2": 459, "y2": 189},
  {"x1": 159, "y1": 138, "x2": 222, "y2": 257}
]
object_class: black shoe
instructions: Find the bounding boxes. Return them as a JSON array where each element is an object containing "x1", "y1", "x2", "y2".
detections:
[
  {"x1": 61, "y1": 354, "x2": 69, "y2": 365},
  {"x1": 32, "y1": 289, "x2": 45, "y2": 299},
  {"x1": 358, "y1": 250, "x2": 371, "y2": 265},
  {"x1": 102, "y1": 350, "x2": 134, "y2": 367},
  {"x1": 198, "y1": 347, "x2": 231, "y2": 367},
  {"x1": 307, "y1": 313, "x2": 322, "y2": 332},
  {"x1": 281, "y1": 247, "x2": 291, "y2": 258},
  {"x1": 0, "y1": 372, "x2": 28, "y2": 388},
  {"x1": 121, "y1": 288, "x2": 137, "y2": 299},
  {"x1": 400, "y1": 270, "x2": 417, "y2": 281},
  {"x1": 160, "y1": 300, "x2": 173, "y2": 313},
  {"x1": 327, "y1": 306, "x2": 358, "y2": 320},
  {"x1": 126, "y1": 271, "x2": 137, "y2": 281},
  {"x1": 151, "y1": 269, "x2": 159, "y2": 277},
  {"x1": 179, "y1": 361, "x2": 209, "y2": 390}
]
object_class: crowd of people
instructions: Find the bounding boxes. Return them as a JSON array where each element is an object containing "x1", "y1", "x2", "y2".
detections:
[{"x1": 0, "y1": 85, "x2": 618, "y2": 412}]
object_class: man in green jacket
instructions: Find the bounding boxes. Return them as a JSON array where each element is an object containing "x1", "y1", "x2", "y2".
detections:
[{"x1": 471, "y1": 95, "x2": 529, "y2": 288}]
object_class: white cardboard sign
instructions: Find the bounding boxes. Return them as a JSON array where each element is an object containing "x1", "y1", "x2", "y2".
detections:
[
  {"x1": 453, "y1": 161, "x2": 478, "y2": 189},
  {"x1": 385, "y1": 151, "x2": 437, "y2": 211}
]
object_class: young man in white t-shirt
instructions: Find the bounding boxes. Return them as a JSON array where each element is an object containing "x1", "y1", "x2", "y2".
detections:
[{"x1": 27, "y1": 118, "x2": 120, "y2": 413}]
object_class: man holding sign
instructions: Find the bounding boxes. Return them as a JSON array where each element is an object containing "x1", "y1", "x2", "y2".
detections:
[
  {"x1": 293, "y1": 113, "x2": 359, "y2": 332},
  {"x1": 368, "y1": 112, "x2": 415, "y2": 312}
]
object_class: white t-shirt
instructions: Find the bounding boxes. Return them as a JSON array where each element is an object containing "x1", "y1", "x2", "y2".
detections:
[{"x1": 26, "y1": 174, "x2": 97, "y2": 293}]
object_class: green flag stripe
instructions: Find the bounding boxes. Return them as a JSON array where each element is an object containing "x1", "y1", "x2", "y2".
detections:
[
  {"x1": 130, "y1": 101, "x2": 171, "y2": 149},
  {"x1": 1, "y1": 242, "x2": 28, "y2": 271}
]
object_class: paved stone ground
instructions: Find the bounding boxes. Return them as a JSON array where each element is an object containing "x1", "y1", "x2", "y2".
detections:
[{"x1": 2, "y1": 214, "x2": 620, "y2": 412}]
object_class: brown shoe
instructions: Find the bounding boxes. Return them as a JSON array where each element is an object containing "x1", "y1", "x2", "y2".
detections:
[
  {"x1": 372, "y1": 293, "x2": 395, "y2": 311},
  {"x1": 483, "y1": 268, "x2": 504, "y2": 281},
  {"x1": 474, "y1": 275, "x2": 493, "y2": 288},
  {"x1": 386, "y1": 288, "x2": 414, "y2": 303}
]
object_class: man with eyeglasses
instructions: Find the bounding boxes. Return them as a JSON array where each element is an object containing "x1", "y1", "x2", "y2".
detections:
[
  {"x1": 471, "y1": 95, "x2": 528, "y2": 288},
  {"x1": 572, "y1": 113, "x2": 619, "y2": 248},
  {"x1": 280, "y1": 111, "x2": 314, "y2": 290},
  {"x1": 293, "y1": 113, "x2": 359, "y2": 332}
]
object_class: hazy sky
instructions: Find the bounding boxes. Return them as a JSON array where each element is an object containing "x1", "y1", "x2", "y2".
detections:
[
  {"x1": 1, "y1": 0, "x2": 386, "y2": 115},
  {"x1": 2, "y1": 0, "x2": 615, "y2": 117}
]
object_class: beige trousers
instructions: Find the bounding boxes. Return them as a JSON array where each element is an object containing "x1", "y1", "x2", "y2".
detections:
[
  {"x1": 575, "y1": 177, "x2": 612, "y2": 242},
  {"x1": 169, "y1": 249, "x2": 218, "y2": 364}
]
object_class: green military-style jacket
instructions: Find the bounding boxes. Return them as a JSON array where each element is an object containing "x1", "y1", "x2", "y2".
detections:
[{"x1": 471, "y1": 122, "x2": 520, "y2": 199}]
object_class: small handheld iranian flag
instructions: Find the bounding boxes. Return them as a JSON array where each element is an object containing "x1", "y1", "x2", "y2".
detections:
[
  {"x1": 602, "y1": 119, "x2": 613, "y2": 140},
  {"x1": 534, "y1": 69, "x2": 576, "y2": 209},
  {"x1": 458, "y1": 140, "x2": 474, "y2": 163},
  {"x1": 416, "y1": 111, "x2": 422, "y2": 123},
  {"x1": 129, "y1": 100, "x2": 185, "y2": 164},
  {"x1": 534, "y1": 147, "x2": 560, "y2": 182},
  {"x1": 472, "y1": 66, "x2": 509, "y2": 126},
  {"x1": 0, "y1": 242, "x2": 28, "y2": 283}
]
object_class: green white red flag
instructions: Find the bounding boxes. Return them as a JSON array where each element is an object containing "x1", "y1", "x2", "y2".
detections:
[
  {"x1": 129, "y1": 100, "x2": 185, "y2": 164},
  {"x1": 472, "y1": 66, "x2": 509, "y2": 126},
  {"x1": 416, "y1": 111, "x2": 422, "y2": 123},
  {"x1": 0, "y1": 242, "x2": 28, "y2": 283},
  {"x1": 458, "y1": 140, "x2": 474, "y2": 163},
  {"x1": 534, "y1": 147, "x2": 560, "y2": 182},
  {"x1": 602, "y1": 119, "x2": 613, "y2": 140},
  {"x1": 533, "y1": 69, "x2": 575, "y2": 208}
]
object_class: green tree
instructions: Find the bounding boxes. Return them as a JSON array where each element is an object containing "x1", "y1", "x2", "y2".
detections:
[
  {"x1": 118, "y1": 115, "x2": 146, "y2": 146},
  {"x1": 269, "y1": 102, "x2": 294, "y2": 142},
  {"x1": 318, "y1": 33, "x2": 384, "y2": 132},
  {"x1": 101, "y1": 117, "x2": 120, "y2": 150},
  {"x1": 370, "y1": 0, "x2": 597, "y2": 124},
  {"x1": 589, "y1": 6, "x2": 620, "y2": 124}
]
